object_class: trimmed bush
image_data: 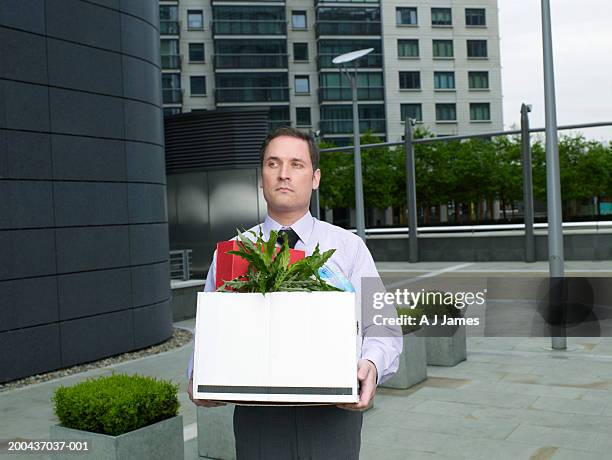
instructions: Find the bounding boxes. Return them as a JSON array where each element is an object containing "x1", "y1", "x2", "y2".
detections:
[
  {"x1": 396, "y1": 307, "x2": 424, "y2": 335},
  {"x1": 53, "y1": 373, "x2": 179, "y2": 436}
]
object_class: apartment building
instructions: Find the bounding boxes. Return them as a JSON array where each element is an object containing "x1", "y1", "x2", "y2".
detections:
[{"x1": 160, "y1": 0, "x2": 502, "y2": 145}]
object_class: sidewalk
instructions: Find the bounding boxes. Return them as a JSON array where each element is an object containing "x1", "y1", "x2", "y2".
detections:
[{"x1": 1, "y1": 261, "x2": 611, "y2": 459}]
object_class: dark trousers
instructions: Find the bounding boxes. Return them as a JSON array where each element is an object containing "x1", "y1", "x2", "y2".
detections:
[{"x1": 233, "y1": 405, "x2": 363, "y2": 460}]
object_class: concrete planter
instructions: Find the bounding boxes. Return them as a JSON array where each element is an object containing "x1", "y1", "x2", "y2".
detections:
[
  {"x1": 380, "y1": 331, "x2": 427, "y2": 390},
  {"x1": 49, "y1": 415, "x2": 184, "y2": 460},
  {"x1": 425, "y1": 324, "x2": 467, "y2": 366},
  {"x1": 197, "y1": 404, "x2": 236, "y2": 460}
]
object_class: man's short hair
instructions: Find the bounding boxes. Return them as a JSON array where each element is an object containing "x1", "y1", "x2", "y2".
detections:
[{"x1": 259, "y1": 127, "x2": 319, "y2": 171}]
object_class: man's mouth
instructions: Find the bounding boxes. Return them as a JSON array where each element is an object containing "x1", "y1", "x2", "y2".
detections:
[{"x1": 276, "y1": 187, "x2": 293, "y2": 192}]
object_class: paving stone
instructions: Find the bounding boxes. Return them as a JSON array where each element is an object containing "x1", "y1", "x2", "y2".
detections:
[
  {"x1": 506, "y1": 424, "x2": 598, "y2": 451},
  {"x1": 530, "y1": 396, "x2": 606, "y2": 416}
]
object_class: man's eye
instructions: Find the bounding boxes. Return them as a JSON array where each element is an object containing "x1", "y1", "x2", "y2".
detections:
[
  {"x1": 293, "y1": 162, "x2": 303, "y2": 168},
  {"x1": 267, "y1": 161, "x2": 277, "y2": 167}
]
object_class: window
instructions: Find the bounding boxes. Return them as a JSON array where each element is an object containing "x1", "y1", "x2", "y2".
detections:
[
  {"x1": 296, "y1": 107, "x2": 311, "y2": 126},
  {"x1": 468, "y1": 71, "x2": 489, "y2": 89},
  {"x1": 190, "y1": 76, "x2": 206, "y2": 95},
  {"x1": 434, "y1": 71, "x2": 455, "y2": 90},
  {"x1": 292, "y1": 11, "x2": 307, "y2": 29},
  {"x1": 431, "y1": 8, "x2": 452, "y2": 26},
  {"x1": 436, "y1": 103, "x2": 456, "y2": 121},
  {"x1": 470, "y1": 103, "x2": 490, "y2": 121},
  {"x1": 187, "y1": 10, "x2": 203, "y2": 29},
  {"x1": 398, "y1": 39, "x2": 419, "y2": 58},
  {"x1": 432, "y1": 39, "x2": 453, "y2": 58},
  {"x1": 467, "y1": 40, "x2": 487, "y2": 58},
  {"x1": 399, "y1": 71, "x2": 420, "y2": 90},
  {"x1": 466, "y1": 8, "x2": 486, "y2": 26},
  {"x1": 293, "y1": 43, "x2": 308, "y2": 61},
  {"x1": 401, "y1": 103, "x2": 422, "y2": 122},
  {"x1": 189, "y1": 43, "x2": 205, "y2": 62},
  {"x1": 295, "y1": 75, "x2": 310, "y2": 94},
  {"x1": 164, "y1": 107, "x2": 181, "y2": 117},
  {"x1": 396, "y1": 7, "x2": 417, "y2": 25}
]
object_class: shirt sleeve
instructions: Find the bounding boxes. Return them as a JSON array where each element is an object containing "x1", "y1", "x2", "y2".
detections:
[
  {"x1": 349, "y1": 239, "x2": 403, "y2": 385},
  {"x1": 187, "y1": 250, "x2": 217, "y2": 380}
]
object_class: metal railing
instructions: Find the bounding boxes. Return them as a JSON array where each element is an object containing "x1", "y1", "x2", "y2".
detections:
[
  {"x1": 212, "y1": 20, "x2": 287, "y2": 35},
  {"x1": 214, "y1": 53, "x2": 288, "y2": 69},
  {"x1": 316, "y1": 21, "x2": 381, "y2": 36},
  {"x1": 215, "y1": 87, "x2": 289, "y2": 103},
  {"x1": 170, "y1": 249, "x2": 193, "y2": 281},
  {"x1": 318, "y1": 86, "x2": 384, "y2": 101},
  {"x1": 320, "y1": 118, "x2": 385, "y2": 134}
]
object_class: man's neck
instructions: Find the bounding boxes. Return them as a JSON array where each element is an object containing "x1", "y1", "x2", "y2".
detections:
[{"x1": 267, "y1": 208, "x2": 309, "y2": 227}]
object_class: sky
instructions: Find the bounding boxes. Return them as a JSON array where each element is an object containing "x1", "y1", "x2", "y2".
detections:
[{"x1": 499, "y1": 0, "x2": 612, "y2": 142}]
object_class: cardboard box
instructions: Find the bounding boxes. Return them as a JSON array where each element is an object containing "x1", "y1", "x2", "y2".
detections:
[
  {"x1": 215, "y1": 240, "x2": 305, "y2": 290},
  {"x1": 193, "y1": 291, "x2": 359, "y2": 404}
]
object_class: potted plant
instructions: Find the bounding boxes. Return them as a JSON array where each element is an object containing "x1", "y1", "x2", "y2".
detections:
[
  {"x1": 421, "y1": 294, "x2": 467, "y2": 367},
  {"x1": 50, "y1": 373, "x2": 183, "y2": 460},
  {"x1": 380, "y1": 307, "x2": 428, "y2": 390}
]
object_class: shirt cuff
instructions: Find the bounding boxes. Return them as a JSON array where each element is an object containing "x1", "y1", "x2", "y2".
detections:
[{"x1": 360, "y1": 347, "x2": 385, "y2": 386}]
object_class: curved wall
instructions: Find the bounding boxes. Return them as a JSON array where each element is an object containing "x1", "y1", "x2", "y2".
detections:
[{"x1": 0, "y1": 0, "x2": 171, "y2": 382}]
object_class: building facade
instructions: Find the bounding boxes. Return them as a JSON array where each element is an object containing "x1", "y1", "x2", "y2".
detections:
[{"x1": 160, "y1": 0, "x2": 502, "y2": 145}]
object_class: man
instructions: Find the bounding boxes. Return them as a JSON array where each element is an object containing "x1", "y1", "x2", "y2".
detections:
[{"x1": 188, "y1": 127, "x2": 402, "y2": 459}]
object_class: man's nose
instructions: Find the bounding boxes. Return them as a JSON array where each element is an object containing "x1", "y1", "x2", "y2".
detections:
[{"x1": 279, "y1": 162, "x2": 291, "y2": 179}]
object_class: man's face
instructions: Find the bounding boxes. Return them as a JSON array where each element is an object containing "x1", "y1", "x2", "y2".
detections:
[{"x1": 261, "y1": 135, "x2": 321, "y2": 217}]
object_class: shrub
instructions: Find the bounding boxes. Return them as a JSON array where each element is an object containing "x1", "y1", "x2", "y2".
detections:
[{"x1": 53, "y1": 373, "x2": 179, "y2": 436}]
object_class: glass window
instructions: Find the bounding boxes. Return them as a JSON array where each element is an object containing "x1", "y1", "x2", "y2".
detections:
[
  {"x1": 470, "y1": 103, "x2": 490, "y2": 121},
  {"x1": 189, "y1": 43, "x2": 205, "y2": 62},
  {"x1": 431, "y1": 8, "x2": 452, "y2": 26},
  {"x1": 434, "y1": 71, "x2": 455, "y2": 89},
  {"x1": 436, "y1": 103, "x2": 456, "y2": 121},
  {"x1": 467, "y1": 40, "x2": 488, "y2": 58},
  {"x1": 398, "y1": 39, "x2": 419, "y2": 58},
  {"x1": 466, "y1": 8, "x2": 486, "y2": 26},
  {"x1": 296, "y1": 107, "x2": 311, "y2": 126},
  {"x1": 292, "y1": 11, "x2": 307, "y2": 29},
  {"x1": 295, "y1": 75, "x2": 310, "y2": 93},
  {"x1": 293, "y1": 43, "x2": 308, "y2": 61},
  {"x1": 399, "y1": 71, "x2": 420, "y2": 90},
  {"x1": 160, "y1": 5, "x2": 178, "y2": 21},
  {"x1": 187, "y1": 10, "x2": 203, "y2": 29},
  {"x1": 468, "y1": 71, "x2": 489, "y2": 89},
  {"x1": 400, "y1": 104, "x2": 422, "y2": 122},
  {"x1": 396, "y1": 7, "x2": 417, "y2": 25},
  {"x1": 190, "y1": 76, "x2": 206, "y2": 95},
  {"x1": 162, "y1": 73, "x2": 181, "y2": 90},
  {"x1": 433, "y1": 39, "x2": 453, "y2": 58},
  {"x1": 164, "y1": 107, "x2": 181, "y2": 117}
]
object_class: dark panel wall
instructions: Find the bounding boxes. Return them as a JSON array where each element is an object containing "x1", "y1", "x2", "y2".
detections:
[{"x1": 0, "y1": 0, "x2": 171, "y2": 383}]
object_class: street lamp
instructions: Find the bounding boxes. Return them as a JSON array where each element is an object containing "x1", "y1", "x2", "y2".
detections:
[{"x1": 332, "y1": 48, "x2": 374, "y2": 241}]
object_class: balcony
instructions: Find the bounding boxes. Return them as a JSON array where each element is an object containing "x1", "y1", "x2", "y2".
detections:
[
  {"x1": 214, "y1": 54, "x2": 288, "y2": 69},
  {"x1": 215, "y1": 87, "x2": 289, "y2": 103},
  {"x1": 316, "y1": 0, "x2": 379, "y2": 4},
  {"x1": 160, "y1": 20, "x2": 180, "y2": 35},
  {"x1": 268, "y1": 119, "x2": 291, "y2": 130},
  {"x1": 163, "y1": 88, "x2": 183, "y2": 104},
  {"x1": 317, "y1": 53, "x2": 382, "y2": 69},
  {"x1": 319, "y1": 118, "x2": 385, "y2": 134},
  {"x1": 161, "y1": 54, "x2": 181, "y2": 70},
  {"x1": 212, "y1": 20, "x2": 287, "y2": 35},
  {"x1": 315, "y1": 21, "x2": 381, "y2": 36},
  {"x1": 318, "y1": 86, "x2": 384, "y2": 101}
]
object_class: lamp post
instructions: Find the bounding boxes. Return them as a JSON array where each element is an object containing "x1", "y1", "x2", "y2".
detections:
[{"x1": 332, "y1": 48, "x2": 374, "y2": 241}]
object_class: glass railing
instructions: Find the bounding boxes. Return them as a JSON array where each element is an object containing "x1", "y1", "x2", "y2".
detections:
[
  {"x1": 317, "y1": 53, "x2": 382, "y2": 69},
  {"x1": 160, "y1": 20, "x2": 180, "y2": 35},
  {"x1": 318, "y1": 86, "x2": 384, "y2": 101},
  {"x1": 215, "y1": 87, "x2": 290, "y2": 103},
  {"x1": 212, "y1": 20, "x2": 287, "y2": 35},
  {"x1": 319, "y1": 118, "x2": 385, "y2": 134},
  {"x1": 315, "y1": 21, "x2": 381, "y2": 36},
  {"x1": 214, "y1": 54, "x2": 288, "y2": 69},
  {"x1": 162, "y1": 89, "x2": 183, "y2": 104},
  {"x1": 161, "y1": 54, "x2": 181, "y2": 69}
]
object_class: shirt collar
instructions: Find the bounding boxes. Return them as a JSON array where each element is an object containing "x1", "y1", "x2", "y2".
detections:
[{"x1": 262, "y1": 211, "x2": 315, "y2": 246}]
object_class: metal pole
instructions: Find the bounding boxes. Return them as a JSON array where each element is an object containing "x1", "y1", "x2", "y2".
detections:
[
  {"x1": 311, "y1": 188, "x2": 321, "y2": 220},
  {"x1": 541, "y1": 0, "x2": 566, "y2": 349},
  {"x1": 521, "y1": 103, "x2": 535, "y2": 263},
  {"x1": 350, "y1": 63, "x2": 366, "y2": 241},
  {"x1": 405, "y1": 119, "x2": 418, "y2": 262}
]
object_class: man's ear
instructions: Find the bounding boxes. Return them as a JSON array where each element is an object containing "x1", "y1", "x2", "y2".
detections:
[{"x1": 312, "y1": 168, "x2": 321, "y2": 190}]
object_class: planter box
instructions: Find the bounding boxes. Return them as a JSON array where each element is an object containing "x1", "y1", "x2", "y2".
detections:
[
  {"x1": 380, "y1": 331, "x2": 427, "y2": 390},
  {"x1": 194, "y1": 291, "x2": 359, "y2": 403},
  {"x1": 197, "y1": 404, "x2": 236, "y2": 460},
  {"x1": 425, "y1": 325, "x2": 467, "y2": 366},
  {"x1": 49, "y1": 415, "x2": 183, "y2": 460}
]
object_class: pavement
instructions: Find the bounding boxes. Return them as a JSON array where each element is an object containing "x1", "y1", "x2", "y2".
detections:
[{"x1": 1, "y1": 260, "x2": 612, "y2": 459}]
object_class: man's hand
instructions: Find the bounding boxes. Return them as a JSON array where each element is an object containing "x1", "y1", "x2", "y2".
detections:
[
  {"x1": 188, "y1": 377, "x2": 227, "y2": 407},
  {"x1": 336, "y1": 359, "x2": 377, "y2": 411}
]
